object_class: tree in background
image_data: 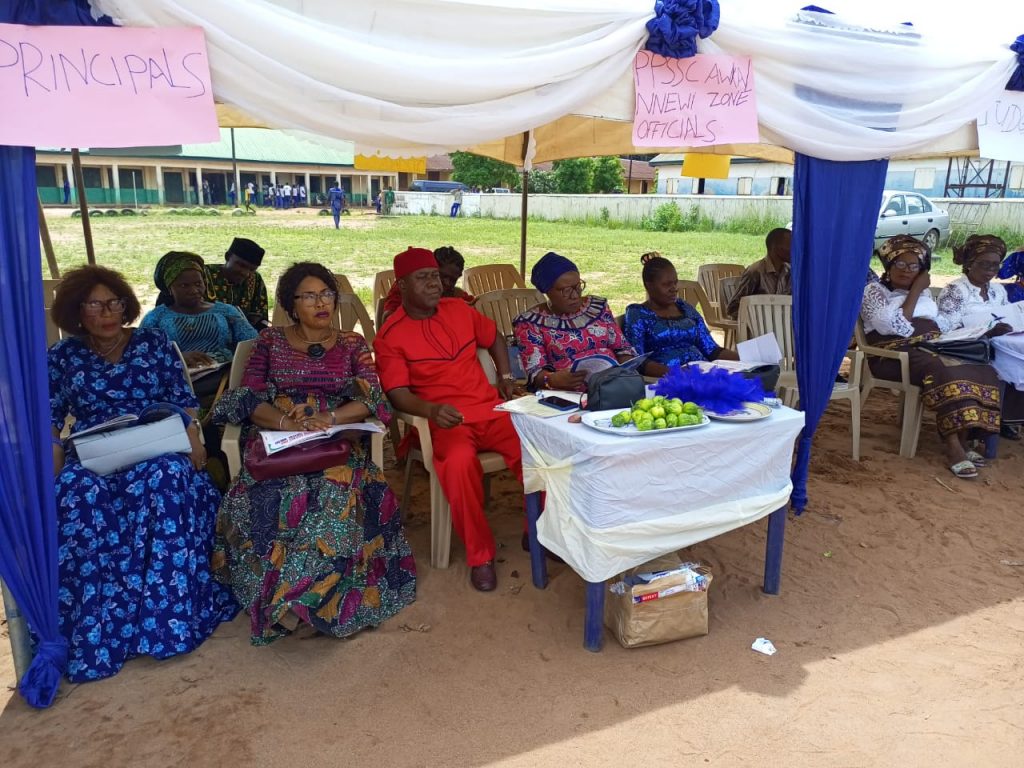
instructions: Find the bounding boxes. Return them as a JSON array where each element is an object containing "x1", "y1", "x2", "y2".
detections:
[
  {"x1": 450, "y1": 152, "x2": 519, "y2": 190},
  {"x1": 520, "y1": 170, "x2": 557, "y2": 194},
  {"x1": 553, "y1": 158, "x2": 594, "y2": 194},
  {"x1": 591, "y1": 156, "x2": 625, "y2": 193}
]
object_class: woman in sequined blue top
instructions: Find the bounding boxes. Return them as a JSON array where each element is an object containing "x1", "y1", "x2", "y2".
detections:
[{"x1": 624, "y1": 253, "x2": 738, "y2": 378}]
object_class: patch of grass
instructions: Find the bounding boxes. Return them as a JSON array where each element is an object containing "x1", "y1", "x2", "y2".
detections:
[{"x1": 44, "y1": 208, "x2": 990, "y2": 316}]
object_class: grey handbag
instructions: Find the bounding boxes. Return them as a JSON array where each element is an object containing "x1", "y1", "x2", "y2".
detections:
[{"x1": 584, "y1": 366, "x2": 646, "y2": 411}]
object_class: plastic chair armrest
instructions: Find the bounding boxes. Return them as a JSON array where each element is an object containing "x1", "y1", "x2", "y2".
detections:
[
  {"x1": 223, "y1": 423, "x2": 242, "y2": 480},
  {"x1": 392, "y1": 410, "x2": 434, "y2": 471}
]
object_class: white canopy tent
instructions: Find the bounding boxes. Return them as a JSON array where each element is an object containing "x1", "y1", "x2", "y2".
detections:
[{"x1": 93, "y1": 0, "x2": 1024, "y2": 165}]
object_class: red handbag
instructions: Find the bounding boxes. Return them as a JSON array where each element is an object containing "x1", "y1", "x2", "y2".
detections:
[{"x1": 244, "y1": 431, "x2": 352, "y2": 481}]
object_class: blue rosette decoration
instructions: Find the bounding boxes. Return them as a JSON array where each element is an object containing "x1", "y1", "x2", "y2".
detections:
[
  {"x1": 653, "y1": 364, "x2": 767, "y2": 414},
  {"x1": 645, "y1": 0, "x2": 721, "y2": 59}
]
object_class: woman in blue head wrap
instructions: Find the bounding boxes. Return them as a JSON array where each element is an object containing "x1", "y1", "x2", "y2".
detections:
[
  {"x1": 998, "y1": 249, "x2": 1024, "y2": 303},
  {"x1": 512, "y1": 251, "x2": 636, "y2": 392}
]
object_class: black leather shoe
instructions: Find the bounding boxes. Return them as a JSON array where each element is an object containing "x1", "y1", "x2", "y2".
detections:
[
  {"x1": 470, "y1": 561, "x2": 497, "y2": 592},
  {"x1": 521, "y1": 532, "x2": 565, "y2": 564}
]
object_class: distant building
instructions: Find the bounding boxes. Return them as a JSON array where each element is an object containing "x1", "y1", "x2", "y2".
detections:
[
  {"x1": 37, "y1": 129, "x2": 399, "y2": 207},
  {"x1": 651, "y1": 155, "x2": 1024, "y2": 199}
]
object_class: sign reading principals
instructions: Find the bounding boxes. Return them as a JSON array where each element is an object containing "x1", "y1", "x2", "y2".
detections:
[
  {"x1": 0, "y1": 24, "x2": 218, "y2": 148},
  {"x1": 633, "y1": 52, "x2": 759, "y2": 148}
]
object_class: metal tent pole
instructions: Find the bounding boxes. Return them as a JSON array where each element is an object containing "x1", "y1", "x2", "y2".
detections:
[{"x1": 1, "y1": 579, "x2": 32, "y2": 682}]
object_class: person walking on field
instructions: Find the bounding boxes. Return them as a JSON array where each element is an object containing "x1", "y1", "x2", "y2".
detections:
[
  {"x1": 450, "y1": 187, "x2": 463, "y2": 218},
  {"x1": 328, "y1": 183, "x2": 345, "y2": 229},
  {"x1": 383, "y1": 186, "x2": 395, "y2": 216},
  {"x1": 244, "y1": 182, "x2": 255, "y2": 213}
]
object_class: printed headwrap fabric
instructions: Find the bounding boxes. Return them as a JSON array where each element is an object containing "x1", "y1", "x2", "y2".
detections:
[
  {"x1": 953, "y1": 234, "x2": 1007, "y2": 269},
  {"x1": 877, "y1": 235, "x2": 929, "y2": 271},
  {"x1": 154, "y1": 251, "x2": 214, "y2": 306}
]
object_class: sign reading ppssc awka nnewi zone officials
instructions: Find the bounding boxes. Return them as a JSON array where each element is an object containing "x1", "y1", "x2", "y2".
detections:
[
  {"x1": 632, "y1": 52, "x2": 759, "y2": 148},
  {"x1": 0, "y1": 24, "x2": 218, "y2": 148}
]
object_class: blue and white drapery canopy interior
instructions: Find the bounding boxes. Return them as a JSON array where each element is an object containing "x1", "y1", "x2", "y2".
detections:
[{"x1": 89, "y1": 0, "x2": 1024, "y2": 163}]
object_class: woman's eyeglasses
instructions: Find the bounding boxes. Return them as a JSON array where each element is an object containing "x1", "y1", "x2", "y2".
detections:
[
  {"x1": 81, "y1": 298, "x2": 127, "y2": 315},
  {"x1": 891, "y1": 261, "x2": 922, "y2": 273},
  {"x1": 554, "y1": 280, "x2": 586, "y2": 298},
  {"x1": 293, "y1": 290, "x2": 338, "y2": 306}
]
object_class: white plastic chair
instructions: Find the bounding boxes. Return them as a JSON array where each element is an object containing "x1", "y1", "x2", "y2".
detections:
[
  {"x1": 463, "y1": 264, "x2": 526, "y2": 295},
  {"x1": 738, "y1": 295, "x2": 863, "y2": 459},
  {"x1": 221, "y1": 338, "x2": 384, "y2": 480},
  {"x1": 473, "y1": 288, "x2": 544, "y2": 339},
  {"x1": 394, "y1": 348, "x2": 508, "y2": 568},
  {"x1": 697, "y1": 263, "x2": 743, "y2": 347},
  {"x1": 43, "y1": 278, "x2": 62, "y2": 347},
  {"x1": 854, "y1": 319, "x2": 923, "y2": 458},
  {"x1": 372, "y1": 269, "x2": 396, "y2": 332}
]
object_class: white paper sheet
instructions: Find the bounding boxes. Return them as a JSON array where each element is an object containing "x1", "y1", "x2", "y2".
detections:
[
  {"x1": 737, "y1": 333, "x2": 783, "y2": 365},
  {"x1": 260, "y1": 422, "x2": 383, "y2": 455}
]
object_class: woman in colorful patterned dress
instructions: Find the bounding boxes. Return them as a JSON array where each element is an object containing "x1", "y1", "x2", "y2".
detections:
[
  {"x1": 860, "y1": 236, "x2": 1003, "y2": 479},
  {"x1": 513, "y1": 251, "x2": 636, "y2": 392},
  {"x1": 211, "y1": 262, "x2": 416, "y2": 644},
  {"x1": 624, "y1": 252, "x2": 738, "y2": 378},
  {"x1": 48, "y1": 266, "x2": 236, "y2": 682}
]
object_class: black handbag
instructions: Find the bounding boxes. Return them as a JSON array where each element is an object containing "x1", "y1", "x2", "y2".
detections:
[
  {"x1": 919, "y1": 338, "x2": 992, "y2": 365},
  {"x1": 584, "y1": 366, "x2": 647, "y2": 411}
]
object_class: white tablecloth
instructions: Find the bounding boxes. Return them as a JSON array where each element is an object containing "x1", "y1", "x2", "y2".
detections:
[{"x1": 511, "y1": 407, "x2": 805, "y2": 582}]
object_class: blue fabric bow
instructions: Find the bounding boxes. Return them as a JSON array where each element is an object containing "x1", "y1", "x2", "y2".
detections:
[
  {"x1": 1008, "y1": 35, "x2": 1024, "y2": 91},
  {"x1": 645, "y1": 0, "x2": 721, "y2": 59}
]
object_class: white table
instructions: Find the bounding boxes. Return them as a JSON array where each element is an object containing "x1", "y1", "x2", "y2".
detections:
[{"x1": 512, "y1": 406, "x2": 805, "y2": 651}]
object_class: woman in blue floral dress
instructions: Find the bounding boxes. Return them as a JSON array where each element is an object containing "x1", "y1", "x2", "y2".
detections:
[{"x1": 48, "y1": 266, "x2": 237, "y2": 682}]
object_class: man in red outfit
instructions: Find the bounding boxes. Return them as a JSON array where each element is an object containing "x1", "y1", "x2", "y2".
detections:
[{"x1": 375, "y1": 247, "x2": 521, "y2": 592}]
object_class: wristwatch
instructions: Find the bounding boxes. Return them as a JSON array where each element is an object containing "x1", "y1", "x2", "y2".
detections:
[{"x1": 500, "y1": 373, "x2": 516, "y2": 382}]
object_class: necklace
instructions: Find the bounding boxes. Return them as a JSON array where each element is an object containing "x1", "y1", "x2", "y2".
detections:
[
  {"x1": 294, "y1": 326, "x2": 333, "y2": 359},
  {"x1": 89, "y1": 330, "x2": 126, "y2": 359}
]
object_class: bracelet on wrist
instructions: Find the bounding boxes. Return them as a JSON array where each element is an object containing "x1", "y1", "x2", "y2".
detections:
[
  {"x1": 279, "y1": 413, "x2": 287, "y2": 430},
  {"x1": 51, "y1": 435, "x2": 63, "y2": 447},
  {"x1": 330, "y1": 409, "x2": 337, "y2": 426}
]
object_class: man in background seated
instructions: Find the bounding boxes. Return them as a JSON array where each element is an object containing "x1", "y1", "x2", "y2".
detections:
[
  {"x1": 727, "y1": 227, "x2": 792, "y2": 319},
  {"x1": 207, "y1": 237, "x2": 270, "y2": 330},
  {"x1": 375, "y1": 247, "x2": 519, "y2": 593}
]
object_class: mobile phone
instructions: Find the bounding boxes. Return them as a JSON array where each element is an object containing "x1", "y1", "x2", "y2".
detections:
[{"x1": 537, "y1": 396, "x2": 579, "y2": 411}]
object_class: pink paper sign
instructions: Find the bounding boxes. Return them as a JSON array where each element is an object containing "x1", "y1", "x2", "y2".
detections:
[
  {"x1": 633, "y1": 52, "x2": 759, "y2": 148},
  {"x1": 0, "y1": 24, "x2": 219, "y2": 148}
]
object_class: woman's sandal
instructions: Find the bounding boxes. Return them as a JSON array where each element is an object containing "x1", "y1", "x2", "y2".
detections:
[
  {"x1": 965, "y1": 450, "x2": 987, "y2": 468},
  {"x1": 950, "y1": 460, "x2": 978, "y2": 479}
]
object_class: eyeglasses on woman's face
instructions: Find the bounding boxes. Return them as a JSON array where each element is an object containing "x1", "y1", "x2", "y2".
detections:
[
  {"x1": 80, "y1": 298, "x2": 127, "y2": 315},
  {"x1": 554, "y1": 280, "x2": 586, "y2": 298},
  {"x1": 293, "y1": 289, "x2": 337, "y2": 306},
  {"x1": 891, "y1": 260, "x2": 922, "y2": 273}
]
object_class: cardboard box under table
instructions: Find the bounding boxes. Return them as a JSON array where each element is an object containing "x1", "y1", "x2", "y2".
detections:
[{"x1": 511, "y1": 405, "x2": 804, "y2": 651}]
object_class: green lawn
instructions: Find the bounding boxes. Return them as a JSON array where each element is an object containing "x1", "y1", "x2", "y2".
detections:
[{"x1": 43, "y1": 208, "x2": 962, "y2": 315}]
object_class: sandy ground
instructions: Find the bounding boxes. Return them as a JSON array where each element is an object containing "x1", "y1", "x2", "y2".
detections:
[{"x1": 2, "y1": 392, "x2": 1023, "y2": 767}]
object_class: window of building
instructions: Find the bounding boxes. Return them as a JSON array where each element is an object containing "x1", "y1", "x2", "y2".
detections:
[
  {"x1": 1009, "y1": 164, "x2": 1024, "y2": 190},
  {"x1": 737, "y1": 177, "x2": 753, "y2": 195},
  {"x1": 913, "y1": 167, "x2": 935, "y2": 190}
]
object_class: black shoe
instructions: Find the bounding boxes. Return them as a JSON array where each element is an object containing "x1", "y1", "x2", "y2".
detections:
[{"x1": 521, "y1": 532, "x2": 564, "y2": 564}]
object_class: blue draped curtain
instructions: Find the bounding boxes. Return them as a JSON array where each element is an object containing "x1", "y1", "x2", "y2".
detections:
[
  {"x1": 789, "y1": 153, "x2": 888, "y2": 511},
  {"x1": 0, "y1": 0, "x2": 112, "y2": 709}
]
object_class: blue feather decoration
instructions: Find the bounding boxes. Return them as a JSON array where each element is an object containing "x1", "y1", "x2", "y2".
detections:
[{"x1": 653, "y1": 364, "x2": 767, "y2": 414}]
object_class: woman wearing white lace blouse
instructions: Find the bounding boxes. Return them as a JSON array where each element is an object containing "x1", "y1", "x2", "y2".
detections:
[
  {"x1": 861, "y1": 236, "x2": 1002, "y2": 479},
  {"x1": 937, "y1": 234, "x2": 1024, "y2": 439}
]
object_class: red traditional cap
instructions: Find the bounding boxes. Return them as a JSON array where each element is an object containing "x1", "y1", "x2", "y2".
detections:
[{"x1": 393, "y1": 247, "x2": 438, "y2": 280}]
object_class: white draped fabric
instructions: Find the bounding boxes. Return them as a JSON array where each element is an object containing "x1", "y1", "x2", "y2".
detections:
[{"x1": 91, "y1": 0, "x2": 1024, "y2": 161}]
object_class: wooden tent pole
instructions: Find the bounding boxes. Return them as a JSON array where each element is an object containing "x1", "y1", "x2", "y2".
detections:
[
  {"x1": 71, "y1": 149, "x2": 96, "y2": 265},
  {"x1": 37, "y1": 196, "x2": 60, "y2": 279}
]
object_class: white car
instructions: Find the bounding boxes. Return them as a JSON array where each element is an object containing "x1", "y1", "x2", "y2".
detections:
[
  {"x1": 788, "y1": 190, "x2": 951, "y2": 252},
  {"x1": 874, "y1": 190, "x2": 950, "y2": 251}
]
